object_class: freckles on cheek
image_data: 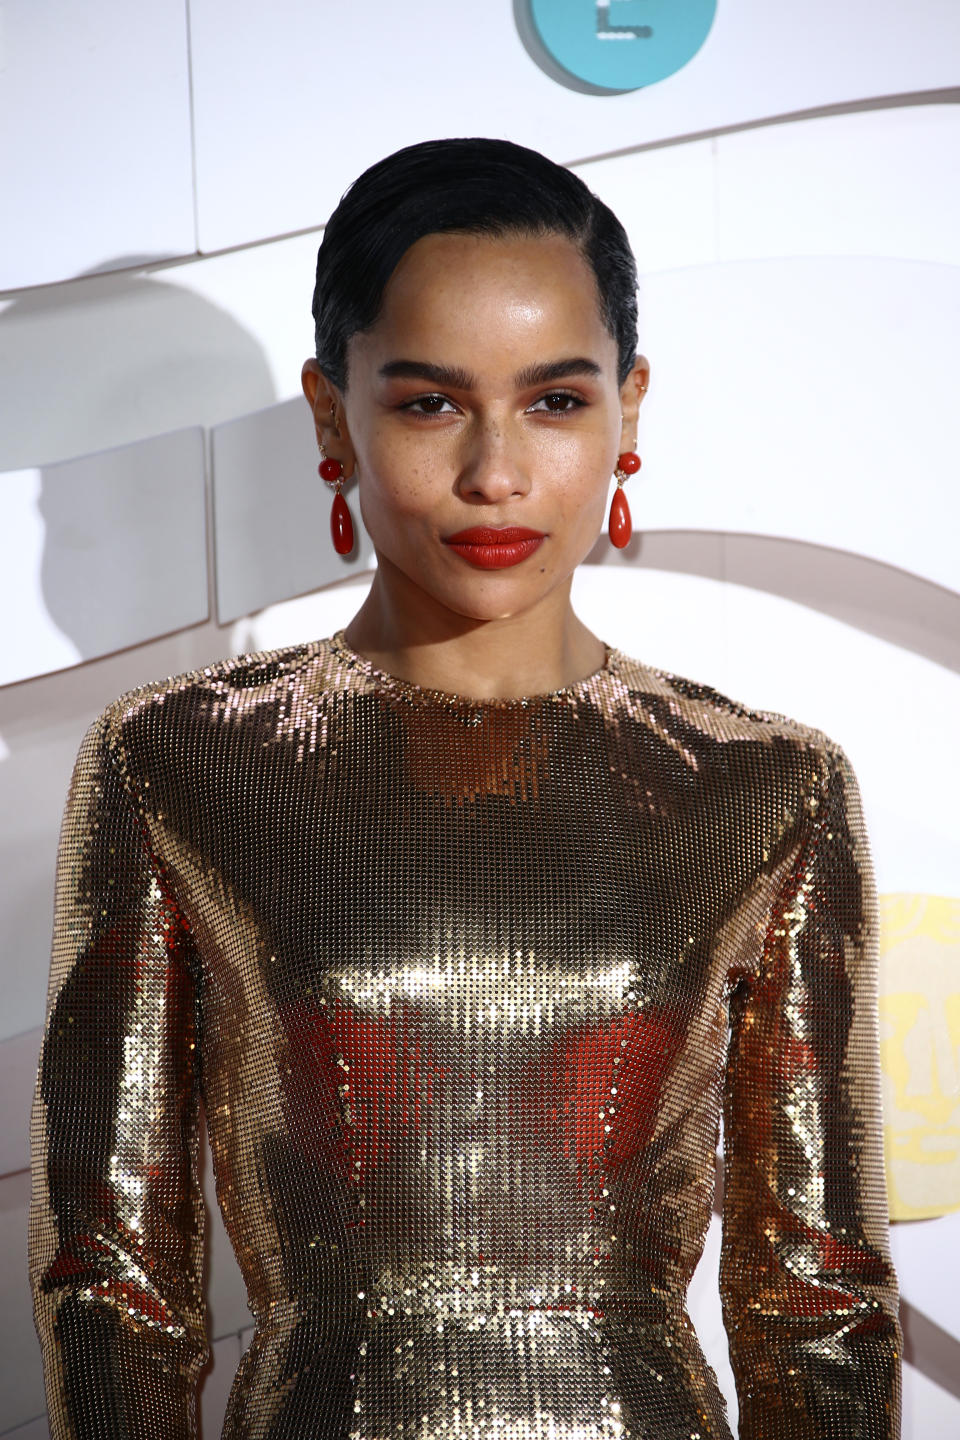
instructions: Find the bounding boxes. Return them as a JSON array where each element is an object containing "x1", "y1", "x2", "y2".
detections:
[{"x1": 399, "y1": 474, "x2": 431, "y2": 507}]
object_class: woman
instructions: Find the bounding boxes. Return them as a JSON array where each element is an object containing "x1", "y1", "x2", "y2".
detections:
[{"x1": 31, "y1": 138, "x2": 901, "y2": 1438}]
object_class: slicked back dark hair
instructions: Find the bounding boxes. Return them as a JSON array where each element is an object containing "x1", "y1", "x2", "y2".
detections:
[{"x1": 312, "y1": 137, "x2": 638, "y2": 390}]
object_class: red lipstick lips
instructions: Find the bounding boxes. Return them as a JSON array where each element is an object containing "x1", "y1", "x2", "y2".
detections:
[{"x1": 443, "y1": 526, "x2": 546, "y2": 569}]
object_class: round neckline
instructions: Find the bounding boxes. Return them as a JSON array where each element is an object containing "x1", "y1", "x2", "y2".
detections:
[{"x1": 328, "y1": 629, "x2": 619, "y2": 708}]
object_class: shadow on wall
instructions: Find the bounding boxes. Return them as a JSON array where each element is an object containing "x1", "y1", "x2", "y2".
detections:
[
  {"x1": 902, "y1": 1300, "x2": 960, "y2": 1403},
  {"x1": 0, "y1": 267, "x2": 278, "y2": 675},
  {"x1": 0, "y1": 265, "x2": 277, "y2": 469},
  {"x1": 34, "y1": 429, "x2": 210, "y2": 668}
]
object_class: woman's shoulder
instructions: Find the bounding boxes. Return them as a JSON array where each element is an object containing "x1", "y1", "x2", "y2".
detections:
[
  {"x1": 87, "y1": 636, "x2": 337, "y2": 756},
  {"x1": 607, "y1": 647, "x2": 844, "y2": 765}
]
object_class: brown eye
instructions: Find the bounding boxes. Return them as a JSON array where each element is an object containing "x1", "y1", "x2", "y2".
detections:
[
  {"x1": 531, "y1": 391, "x2": 583, "y2": 414},
  {"x1": 404, "y1": 394, "x2": 456, "y2": 415}
]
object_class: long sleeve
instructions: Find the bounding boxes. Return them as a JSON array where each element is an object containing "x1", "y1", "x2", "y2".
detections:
[
  {"x1": 29, "y1": 710, "x2": 208, "y2": 1438},
  {"x1": 720, "y1": 739, "x2": 901, "y2": 1437}
]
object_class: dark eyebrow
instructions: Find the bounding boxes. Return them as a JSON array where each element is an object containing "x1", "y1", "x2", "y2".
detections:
[
  {"x1": 378, "y1": 356, "x2": 604, "y2": 391},
  {"x1": 513, "y1": 357, "x2": 603, "y2": 388},
  {"x1": 378, "y1": 359, "x2": 477, "y2": 388}
]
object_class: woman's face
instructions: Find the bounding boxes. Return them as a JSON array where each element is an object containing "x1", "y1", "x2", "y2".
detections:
[{"x1": 308, "y1": 230, "x2": 646, "y2": 628}]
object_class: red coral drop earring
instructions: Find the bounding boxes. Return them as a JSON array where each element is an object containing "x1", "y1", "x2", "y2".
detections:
[
  {"x1": 319, "y1": 448, "x2": 355, "y2": 556},
  {"x1": 609, "y1": 451, "x2": 640, "y2": 549}
]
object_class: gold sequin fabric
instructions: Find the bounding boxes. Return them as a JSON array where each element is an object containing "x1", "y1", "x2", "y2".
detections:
[{"x1": 30, "y1": 632, "x2": 901, "y2": 1438}]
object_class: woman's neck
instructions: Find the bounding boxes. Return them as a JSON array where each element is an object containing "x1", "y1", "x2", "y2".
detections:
[{"x1": 342, "y1": 567, "x2": 606, "y2": 702}]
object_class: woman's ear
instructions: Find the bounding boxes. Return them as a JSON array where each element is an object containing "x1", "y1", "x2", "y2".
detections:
[
  {"x1": 618, "y1": 354, "x2": 650, "y2": 452},
  {"x1": 301, "y1": 359, "x2": 357, "y2": 478}
]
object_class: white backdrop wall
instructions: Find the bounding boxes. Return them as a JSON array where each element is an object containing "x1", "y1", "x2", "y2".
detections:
[{"x1": 1, "y1": 4, "x2": 958, "y2": 1436}]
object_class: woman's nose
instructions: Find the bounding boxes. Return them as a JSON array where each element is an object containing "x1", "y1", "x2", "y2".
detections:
[{"x1": 456, "y1": 422, "x2": 531, "y2": 503}]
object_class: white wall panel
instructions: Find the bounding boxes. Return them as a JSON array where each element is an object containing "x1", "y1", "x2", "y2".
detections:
[
  {"x1": 901, "y1": 1359, "x2": 960, "y2": 1437},
  {"x1": 687, "y1": 1208, "x2": 738, "y2": 1431},
  {"x1": 187, "y1": 0, "x2": 960, "y2": 253},
  {"x1": 0, "y1": 714, "x2": 106, "y2": 1046},
  {"x1": 579, "y1": 105, "x2": 960, "y2": 274},
  {"x1": 205, "y1": 1152, "x2": 254, "y2": 1342},
  {"x1": 715, "y1": 105, "x2": 960, "y2": 267},
  {"x1": 634, "y1": 257, "x2": 959, "y2": 595},
  {"x1": 1, "y1": 1418, "x2": 48, "y2": 1439},
  {"x1": 212, "y1": 398, "x2": 374, "y2": 625},
  {"x1": 227, "y1": 573, "x2": 374, "y2": 658},
  {"x1": 574, "y1": 139, "x2": 718, "y2": 274},
  {"x1": 0, "y1": 1029, "x2": 41, "y2": 1177},
  {"x1": 891, "y1": 1212, "x2": 960, "y2": 1340},
  {"x1": 0, "y1": 429, "x2": 209, "y2": 686},
  {"x1": 0, "y1": 1172, "x2": 44, "y2": 1433},
  {"x1": 199, "y1": 1331, "x2": 243, "y2": 1439},
  {"x1": 0, "y1": 1, "x2": 195, "y2": 291}
]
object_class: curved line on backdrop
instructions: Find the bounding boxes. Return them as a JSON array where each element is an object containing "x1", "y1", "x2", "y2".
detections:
[
  {"x1": 5, "y1": 88, "x2": 955, "y2": 299},
  {"x1": 584, "y1": 529, "x2": 960, "y2": 675},
  {"x1": 242, "y1": 528, "x2": 960, "y2": 675},
  {"x1": 1, "y1": 529, "x2": 955, "y2": 690},
  {"x1": 568, "y1": 85, "x2": 960, "y2": 169}
]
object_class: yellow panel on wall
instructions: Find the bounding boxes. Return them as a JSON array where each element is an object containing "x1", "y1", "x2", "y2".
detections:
[{"x1": 878, "y1": 894, "x2": 960, "y2": 1221}]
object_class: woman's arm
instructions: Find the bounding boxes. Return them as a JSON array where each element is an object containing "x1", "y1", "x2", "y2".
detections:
[
  {"x1": 721, "y1": 740, "x2": 901, "y2": 1438},
  {"x1": 29, "y1": 709, "x2": 208, "y2": 1438}
]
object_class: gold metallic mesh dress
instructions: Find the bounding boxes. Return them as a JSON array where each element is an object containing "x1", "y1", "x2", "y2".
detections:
[{"x1": 31, "y1": 632, "x2": 901, "y2": 1438}]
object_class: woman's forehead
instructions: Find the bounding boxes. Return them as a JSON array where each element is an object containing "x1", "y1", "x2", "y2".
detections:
[
  {"x1": 351, "y1": 230, "x2": 615, "y2": 372},
  {"x1": 387, "y1": 228, "x2": 593, "y2": 294}
]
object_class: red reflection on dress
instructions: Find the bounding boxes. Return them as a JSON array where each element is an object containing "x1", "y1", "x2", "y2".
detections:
[
  {"x1": 525, "y1": 1010, "x2": 683, "y2": 1175},
  {"x1": 281, "y1": 999, "x2": 439, "y2": 1182}
]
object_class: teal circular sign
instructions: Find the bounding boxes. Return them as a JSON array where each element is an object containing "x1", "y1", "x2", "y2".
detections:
[{"x1": 515, "y1": 0, "x2": 717, "y2": 95}]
